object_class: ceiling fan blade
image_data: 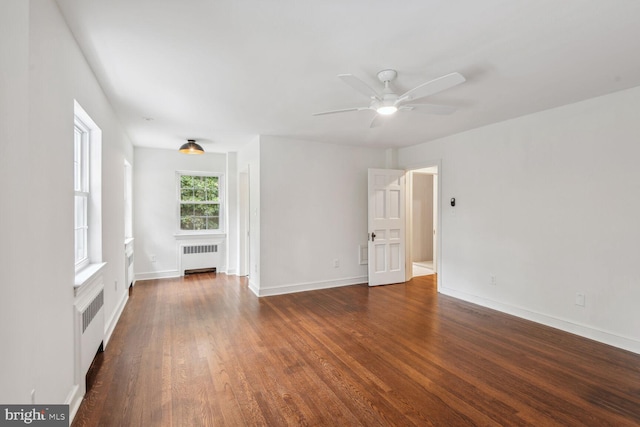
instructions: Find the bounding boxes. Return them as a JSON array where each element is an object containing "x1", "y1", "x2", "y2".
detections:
[
  {"x1": 312, "y1": 107, "x2": 364, "y2": 116},
  {"x1": 338, "y1": 74, "x2": 381, "y2": 100},
  {"x1": 369, "y1": 114, "x2": 383, "y2": 128},
  {"x1": 403, "y1": 103, "x2": 457, "y2": 115},
  {"x1": 400, "y1": 72, "x2": 465, "y2": 102}
]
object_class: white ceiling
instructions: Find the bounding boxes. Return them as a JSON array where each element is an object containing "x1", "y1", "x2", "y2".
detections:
[{"x1": 55, "y1": 0, "x2": 640, "y2": 153}]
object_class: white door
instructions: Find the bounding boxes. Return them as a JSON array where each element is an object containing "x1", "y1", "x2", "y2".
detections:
[{"x1": 368, "y1": 169, "x2": 406, "y2": 286}]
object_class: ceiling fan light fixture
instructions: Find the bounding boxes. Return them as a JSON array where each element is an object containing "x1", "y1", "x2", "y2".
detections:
[
  {"x1": 313, "y1": 69, "x2": 465, "y2": 121},
  {"x1": 377, "y1": 105, "x2": 398, "y2": 115},
  {"x1": 179, "y1": 139, "x2": 204, "y2": 155}
]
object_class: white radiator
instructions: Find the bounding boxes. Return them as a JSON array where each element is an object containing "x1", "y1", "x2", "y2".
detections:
[
  {"x1": 74, "y1": 274, "x2": 105, "y2": 382},
  {"x1": 180, "y1": 244, "x2": 220, "y2": 274}
]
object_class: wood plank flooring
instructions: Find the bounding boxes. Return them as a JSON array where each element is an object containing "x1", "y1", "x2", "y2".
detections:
[{"x1": 72, "y1": 273, "x2": 640, "y2": 426}]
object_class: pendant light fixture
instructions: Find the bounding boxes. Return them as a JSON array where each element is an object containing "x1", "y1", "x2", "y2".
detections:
[{"x1": 179, "y1": 139, "x2": 204, "y2": 155}]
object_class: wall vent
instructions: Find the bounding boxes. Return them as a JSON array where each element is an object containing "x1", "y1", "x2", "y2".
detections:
[
  {"x1": 183, "y1": 244, "x2": 218, "y2": 254},
  {"x1": 82, "y1": 289, "x2": 104, "y2": 333}
]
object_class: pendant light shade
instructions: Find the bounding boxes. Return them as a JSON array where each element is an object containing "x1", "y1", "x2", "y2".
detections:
[{"x1": 179, "y1": 139, "x2": 204, "y2": 155}]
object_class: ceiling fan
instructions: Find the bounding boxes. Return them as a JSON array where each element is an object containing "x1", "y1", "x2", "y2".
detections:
[{"x1": 313, "y1": 69, "x2": 465, "y2": 126}]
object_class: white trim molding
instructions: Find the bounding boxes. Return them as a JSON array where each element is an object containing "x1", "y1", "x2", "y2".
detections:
[
  {"x1": 135, "y1": 270, "x2": 181, "y2": 281},
  {"x1": 439, "y1": 286, "x2": 640, "y2": 355},
  {"x1": 174, "y1": 232, "x2": 227, "y2": 240},
  {"x1": 254, "y1": 276, "x2": 368, "y2": 297},
  {"x1": 103, "y1": 291, "x2": 129, "y2": 349},
  {"x1": 66, "y1": 384, "x2": 82, "y2": 425}
]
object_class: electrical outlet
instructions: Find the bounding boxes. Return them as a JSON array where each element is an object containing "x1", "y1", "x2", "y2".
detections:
[
  {"x1": 115, "y1": 280, "x2": 118, "y2": 290},
  {"x1": 333, "y1": 259, "x2": 339, "y2": 268},
  {"x1": 31, "y1": 389, "x2": 36, "y2": 404},
  {"x1": 150, "y1": 254, "x2": 157, "y2": 263},
  {"x1": 575, "y1": 293, "x2": 586, "y2": 307},
  {"x1": 490, "y1": 275, "x2": 497, "y2": 285}
]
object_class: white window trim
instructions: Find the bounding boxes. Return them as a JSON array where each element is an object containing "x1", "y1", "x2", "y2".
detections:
[
  {"x1": 175, "y1": 171, "x2": 225, "y2": 236},
  {"x1": 74, "y1": 118, "x2": 90, "y2": 271},
  {"x1": 74, "y1": 100, "x2": 103, "y2": 278}
]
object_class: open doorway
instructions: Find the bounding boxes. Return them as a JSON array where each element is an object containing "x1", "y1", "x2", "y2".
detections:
[{"x1": 406, "y1": 166, "x2": 439, "y2": 280}]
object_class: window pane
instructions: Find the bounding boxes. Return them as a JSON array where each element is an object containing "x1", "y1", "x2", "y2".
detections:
[
  {"x1": 192, "y1": 217, "x2": 206, "y2": 230},
  {"x1": 180, "y1": 204, "x2": 193, "y2": 217},
  {"x1": 181, "y1": 189, "x2": 194, "y2": 201},
  {"x1": 195, "y1": 204, "x2": 211, "y2": 217},
  {"x1": 75, "y1": 196, "x2": 83, "y2": 227},
  {"x1": 74, "y1": 129, "x2": 82, "y2": 191},
  {"x1": 180, "y1": 217, "x2": 194, "y2": 230},
  {"x1": 206, "y1": 217, "x2": 219, "y2": 229},
  {"x1": 207, "y1": 204, "x2": 220, "y2": 216},
  {"x1": 205, "y1": 177, "x2": 219, "y2": 201},
  {"x1": 194, "y1": 176, "x2": 206, "y2": 190},
  {"x1": 75, "y1": 228, "x2": 86, "y2": 263},
  {"x1": 180, "y1": 175, "x2": 194, "y2": 189}
]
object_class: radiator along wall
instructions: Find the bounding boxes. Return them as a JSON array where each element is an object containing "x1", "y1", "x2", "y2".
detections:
[{"x1": 398, "y1": 85, "x2": 640, "y2": 354}]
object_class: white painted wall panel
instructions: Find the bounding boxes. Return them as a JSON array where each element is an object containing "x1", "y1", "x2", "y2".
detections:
[
  {"x1": 0, "y1": 0, "x2": 33, "y2": 405},
  {"x1": 258, "y1": 136, "x2": 386, "y2": 295},
  {"x1": 398, "y1": 85, "x2": 640, "y2": 353},
  {"x1": 1, "y1": 0, "x2": 134, "y2": 405}
]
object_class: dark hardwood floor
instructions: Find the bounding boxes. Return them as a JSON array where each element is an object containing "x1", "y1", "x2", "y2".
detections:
[{"x1": 72, "y1": 273, "x2": 640, "y2": 426}]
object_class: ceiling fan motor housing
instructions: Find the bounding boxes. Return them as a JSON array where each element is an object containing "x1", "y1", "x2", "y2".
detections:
[{"x1": 377, "y1": 69, "x2": 398, "y2": 83}]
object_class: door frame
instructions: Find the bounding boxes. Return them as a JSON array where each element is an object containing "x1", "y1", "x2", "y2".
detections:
[
  {"x1": 404, "y1": 159, "x2": 443, "y2": 292},
  {"x1": 238, "y1": 168, "x2": 250, "y2": 277}
]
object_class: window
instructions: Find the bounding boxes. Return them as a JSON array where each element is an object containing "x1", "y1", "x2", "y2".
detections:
[
  {"x1": 124, "y1": 160, "x2": 133, "y2": 239},
  {"x1": 73, "y1": 100, "x2": 102, "y2": 273},
  {"x1": 74, "y1": 119, "x2": 90, "y2": 269},
  {"x1": 178, "y1": 173, "x2": 222, "y2": 231}
]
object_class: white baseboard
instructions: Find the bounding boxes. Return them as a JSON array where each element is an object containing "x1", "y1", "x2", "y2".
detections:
[
  {"x1": 255, "y1": 276, "x2": 367, "y2": 297},
  {"x1": 103, "y1": 291, "x2": 128, "y2": 349},
  {"x1": 66, "y1": 384, "x2": 82, "y2": 425},
  {"x1": 135, "y1": 270, "x2": 181, "y2": 281},
  {"x1": 248, "y1": 279, "x2": 259, "y2": 297},
  {"x1": 439, "y1": 286, "x2": 640, "y2": 355}
]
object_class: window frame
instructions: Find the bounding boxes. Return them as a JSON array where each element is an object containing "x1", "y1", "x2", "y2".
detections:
[
  {"x1": 73, "y1": 99, "x2": 102, "y2": 279},
  {"x1": 74, "y1": 117, "x2": 90, "y2": 271},
  {"x1": 176, "y1": 171, "x2": 224, "y2": 234}
]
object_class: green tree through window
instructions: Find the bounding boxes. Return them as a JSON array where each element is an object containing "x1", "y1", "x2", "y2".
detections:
[{"x1": 179, "y1": 175, "x2": 220, "y2": 230}]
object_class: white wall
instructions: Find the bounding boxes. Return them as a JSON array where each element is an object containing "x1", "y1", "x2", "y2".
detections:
[
  {"x1": 257, "y1": 136, "x2": 386, "y2": 296},
  {"x1": 134, "y1": 148, "x2": 227, "y2": 279},
  {"x1": 0, "y1": 0, "x2": 33, "y2": 406},
  {"x1": 398, "y1": 86, "x2": 640, "y2": 353},
  {"x1": 0, "y1": 0, "x2": 134, "y2": 405}
]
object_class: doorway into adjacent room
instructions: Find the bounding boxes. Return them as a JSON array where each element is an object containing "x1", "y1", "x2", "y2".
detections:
[{"x1": 407, "y1": 166, "x2": 438, "y2": 278}]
